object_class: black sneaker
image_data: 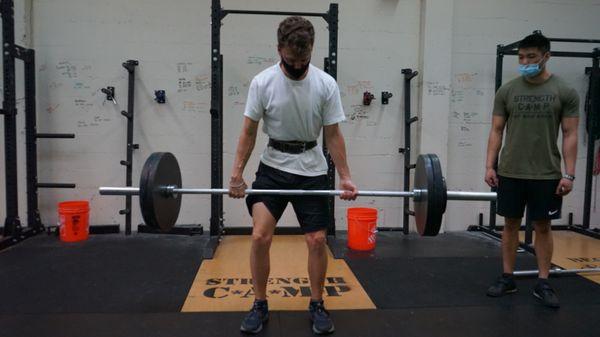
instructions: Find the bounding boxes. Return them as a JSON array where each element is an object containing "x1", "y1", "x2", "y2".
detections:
[
  {"x1": 533, "y1": 280, "x2": 560, "y2": 308},
  {"x1": 309, "y1": 300, "x2": 335, "y2": 335},
  {"x1": 486, "y1": 275, "x2": 517, "y2": 297},
  {"x1": 240, "y1": 300, "x2": 269, "y2": 334}
]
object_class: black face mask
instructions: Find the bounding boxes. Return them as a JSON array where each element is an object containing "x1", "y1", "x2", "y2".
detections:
[{"x1": 281, "y1": 57, "x2": 310, "y2": 80}]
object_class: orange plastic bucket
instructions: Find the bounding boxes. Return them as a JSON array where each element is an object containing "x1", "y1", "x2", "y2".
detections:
[
  {"x1": 347, "y1": 207, "x2": 378, "y2": 251},
  {"x1": 58, "y1": 201, "x2": 90, "y2": 242}
]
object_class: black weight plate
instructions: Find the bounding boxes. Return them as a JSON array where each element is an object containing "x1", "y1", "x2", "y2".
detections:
[
  {"x1": 139, "y1": 152, "x2": 182, "y2": 232},
  {"x1": 414, "y1": 154, "x2": 447, "y2": 236},
  {"x1": 429, "y1": 154, "x2": 448, "y2": 231}
]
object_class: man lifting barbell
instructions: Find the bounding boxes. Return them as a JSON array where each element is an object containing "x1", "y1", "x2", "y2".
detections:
[{"x1": 227, "y1": 16, "x2": 356, "y2": 335}]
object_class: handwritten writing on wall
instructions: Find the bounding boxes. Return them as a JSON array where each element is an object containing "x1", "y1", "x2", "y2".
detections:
[
  {"x1": 247, "y1": 56, "x2": 276, "y2": 66},
  {"x1": 345, "y1": 80, "x2": 373, "y2": 96},
  {"x1": 178, "y1": 78, "x2": 192, "y2": 92},
  {"x1": 73, "y1": 81, "x2": 91, "y2": 90},
  {"x1": 177, "y1": 62, "x2": 193, "y2": 73},
  {"x1": 228, "y1": 86, "x2": 240, "y2": 96},
  {"x1": 74, "y1": 98, "x2": 94, "y2": 111},
  {"x1": 347, "y1": 104, "x2": 370, "y2": 121},
  {"x1": 182, "y1": 101, "x2": 208, "y2": 114},
  {"x1": 77, "y1": 115, "x2": 111, "y2": 128},
  {"x1": 178, "y1": 75, "x2": 211, "y2": 93},
  {"x1": 425, "y1": 81, "x2": 450, "y2": 96},
  {"x1": 46, "y1": 104, "x2": 60, "y2": 114},
  {"x1": 454, "y1": 72, "x2": 478, "y2": 87},
  {"x1": 57, "y1": 61, "x2": 78, "y2": 79},
  {"x1": 195, "y1": 76, "x2": 211, "y2": 91}
]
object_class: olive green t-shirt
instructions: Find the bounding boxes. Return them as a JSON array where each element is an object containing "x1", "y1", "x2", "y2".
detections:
[{"x1": 493, "y1": 75, "x2": 579, "y2": 179}]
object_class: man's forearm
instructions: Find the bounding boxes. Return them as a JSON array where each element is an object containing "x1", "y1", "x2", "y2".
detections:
[
  {"x1": 231, "y1": 133, "x2": 256, "y2": 180},
  {"x1": 562, "y1": 132, "x2": 578, "y2": 175},
  {"x1": 486, "y1": 131, "x2": 502, "y2": 169},
  {"x1": 325, "y1": 133, "x2": 351, "y2": 180}
]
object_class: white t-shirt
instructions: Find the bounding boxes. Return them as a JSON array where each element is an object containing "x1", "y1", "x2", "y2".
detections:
[{"x1": 244, "y1": 62, "x2": 345, "y2": 176}]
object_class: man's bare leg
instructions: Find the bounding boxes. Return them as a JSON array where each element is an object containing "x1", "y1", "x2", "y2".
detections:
[
  {"x1": 250, "y1": 203, "x2": 277, "y2": 300},
  {"x1": 533, "y1": 220, "x2": 553, "y2": 279},
  {"x1": 502, "y1": 217, "x2": 522, "y2": 274},
  {"x1": 305, "y1": 229, "x2": 328, "y2": 301}
]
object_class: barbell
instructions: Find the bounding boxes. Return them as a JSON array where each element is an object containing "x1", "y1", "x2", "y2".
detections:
[
  {"x1": 99, "y1": 152, "x2": 497, "y2": 235},
  {"x1": 98, "y1": 152, "x2": 600, "y2": 278}
]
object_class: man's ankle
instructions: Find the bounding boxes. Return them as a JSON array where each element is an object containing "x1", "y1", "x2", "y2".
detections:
[{"x1": 253, "y1": 299, "x2": 268, "y2": 310}]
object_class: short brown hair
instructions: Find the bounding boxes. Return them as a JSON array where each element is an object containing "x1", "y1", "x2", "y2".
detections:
[{"x1": 277, "y1": 16, "x2": 314, "y2": 56}]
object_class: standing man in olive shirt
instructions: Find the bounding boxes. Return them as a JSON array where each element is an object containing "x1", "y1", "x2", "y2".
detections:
[{"x1": 484, "y1": 33, "x2": 579, "y2": 308}]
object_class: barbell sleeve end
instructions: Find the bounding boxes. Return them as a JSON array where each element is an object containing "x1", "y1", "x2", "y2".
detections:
[
  {"x1": 446, "y1": 191, "x2": 497, "y2": 201},
  {"x1": 99, "y1": 187, "x2": 140, "y2": 196}
]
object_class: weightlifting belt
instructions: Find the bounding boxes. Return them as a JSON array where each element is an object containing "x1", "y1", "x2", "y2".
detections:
[{"x1": 268, "y1": 138, "x2": 317, "y2": 154}]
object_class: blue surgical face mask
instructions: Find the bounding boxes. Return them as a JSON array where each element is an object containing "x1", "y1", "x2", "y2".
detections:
[{"x1": 518, "y1": 59, "x2": 544, "y2": 78}]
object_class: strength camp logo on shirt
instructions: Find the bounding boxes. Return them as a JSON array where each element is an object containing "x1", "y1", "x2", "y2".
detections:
[
  {"x1": 202, "y1": 276, "x2": 350, "y2": 299},
  {"x1": 512, "y1": 94, "x2": 556, "y2": 118}
]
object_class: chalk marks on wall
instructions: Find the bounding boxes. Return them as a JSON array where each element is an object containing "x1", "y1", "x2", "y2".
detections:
[
  {"x1": 182, "y1": 101, "x2": 208, "y2": 114},
  {"x1": 425, "y1": 81, "x2": 451, "y2": 96},
  {"x1": 450, "y1": 72, "x2": 491, "y2": 148},
  {"x1": 344, "y1": 80, "x2": 373, "y2": 96},
  {"x1": 247, "y1": 56, "x2": 277, "y2": 66},
  {"x1": 347, "y1": 104, "x2": 369, "y2": 121},
  {"x1": 56, "y1": 60, "x2": 78, "y2": 79},
  {"x1": 177, "y1": 62, "x2": 193, "y2": 73},
  {"x1": 177, "y1": 74, "x2": 211, "y2": 93}
]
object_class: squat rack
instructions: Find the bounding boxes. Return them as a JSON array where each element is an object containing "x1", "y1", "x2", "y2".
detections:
[
  {"x1": 470, "y1": 30, "x2": 600, "y2": 249},
  {"x1": 207, "y1": 0, "x2": 339, "y2": 258},
  {"x1": 1, "y1": 0, "x2": 77, "y2": 250}
]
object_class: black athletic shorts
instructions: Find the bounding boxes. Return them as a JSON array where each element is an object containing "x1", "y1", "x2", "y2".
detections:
[
  {"x1": 496, "y1": 175, "x2": 562, "y2": 221},
  {"x1": 245, "y1": 162, "x2": 329, "y2": 233}
]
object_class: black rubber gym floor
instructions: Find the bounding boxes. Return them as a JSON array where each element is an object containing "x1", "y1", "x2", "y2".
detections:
[{"x1": 1, "y1": 231, "x2": 599, "y2": 337}]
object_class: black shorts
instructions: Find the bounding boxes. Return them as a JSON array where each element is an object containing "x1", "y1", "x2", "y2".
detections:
[
  {"x1": 245, "y1": 163, "x2": 330, "y2": 233},
  {"x1": 496, "y1": 175, "x2": 562, "y2": 221}
]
